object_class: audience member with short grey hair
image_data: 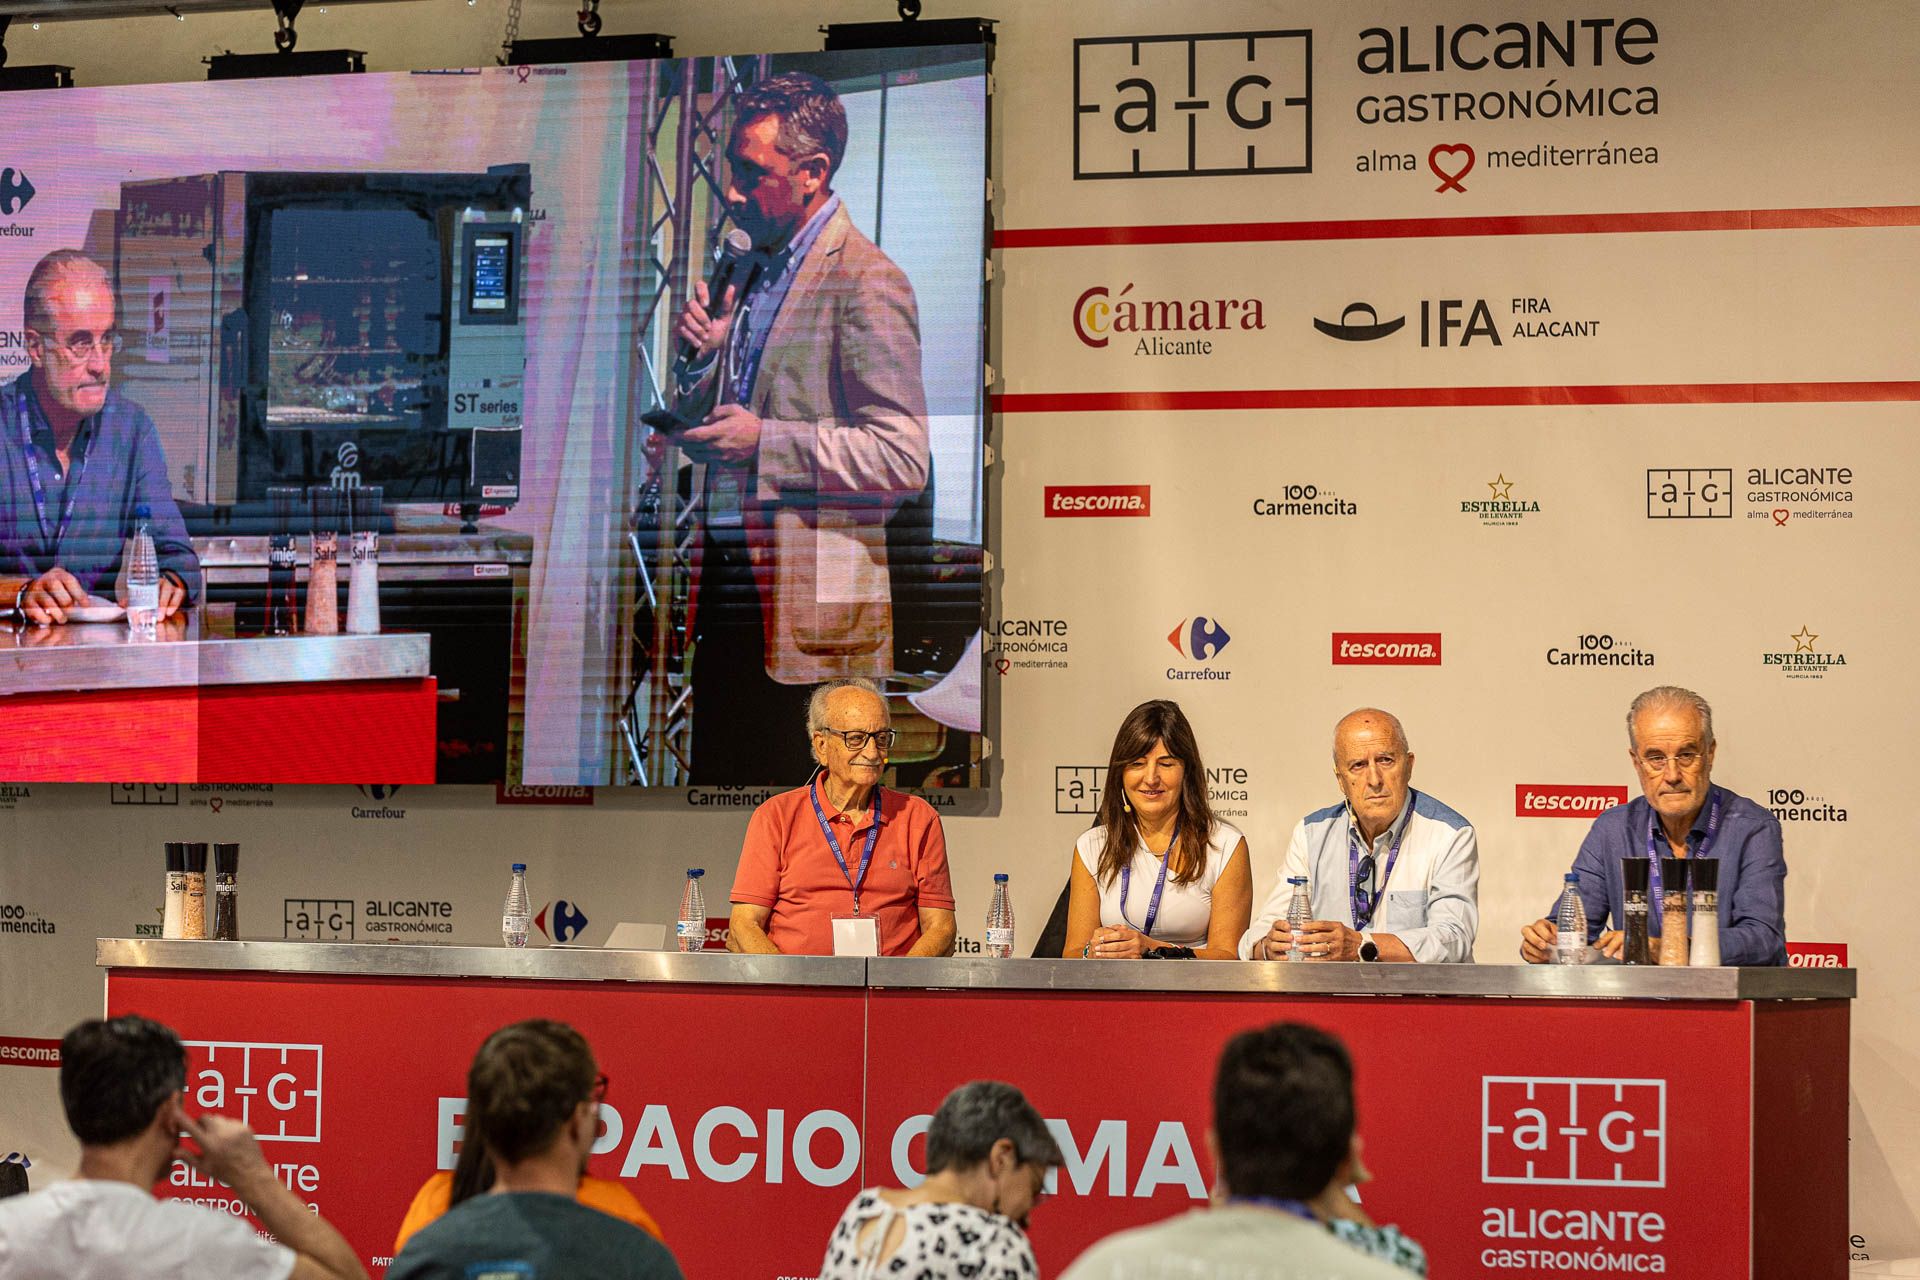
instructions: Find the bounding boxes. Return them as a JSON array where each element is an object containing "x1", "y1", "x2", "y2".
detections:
[{"x1": 816, "y1": 1080, "x2": 1063, "y2": 1280}]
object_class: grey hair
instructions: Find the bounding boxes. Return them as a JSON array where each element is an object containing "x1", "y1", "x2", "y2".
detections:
[
  {"x1": 24, "y1": 250, "x2": 110, "y2": 335},
  {"x1": 806, "y1": 677, "x2": 886, "y2": 736},
  {"x1": 924, "y1": 1080, "x2": 1065, "y2": 1175},
  {"x1": 1626, "y1": 686, "x2": 1715, "y2": 748},
  {"x1": 1331, "y1": 707, "x2": 1410, "y2": 763}
]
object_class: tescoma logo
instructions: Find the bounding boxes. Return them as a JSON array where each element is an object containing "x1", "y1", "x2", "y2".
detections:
[
  {"x1": 184, "y1": 1041, "x2": 324, "y2": 1144},
  {"x1": 1482, "y1": 1076, "x2": 1665, "y2": 1188}
]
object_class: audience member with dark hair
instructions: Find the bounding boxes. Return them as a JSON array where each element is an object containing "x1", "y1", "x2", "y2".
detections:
[
  {"x1": 0, "y1": 1014, "x2": 365, "y2": 1279},
  {"x1": 0, "y1": 1158, "x2": 28, "y2": 1199},
  {"x1": 1060, "y1": 1023, "x2": 1416, "y2": 1280},
  {"x1": 391, "y1": 1118, "x2": 665, "y2": 1254},
  {"x1": 818, "y1": 1080, "x2": 1062, "y2": 1279},
  {"x1": 387, "y1": 1020, "x2": 681, "y2": 1280}
]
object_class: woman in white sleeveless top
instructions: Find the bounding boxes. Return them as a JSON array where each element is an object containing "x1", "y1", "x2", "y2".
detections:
[
  {"x1": 1063, "y1": 699, "x2": 1252, "y2": 959},
  {"x1": 816, "y1": 1081, "x2": 1061, "y2": 1280}
]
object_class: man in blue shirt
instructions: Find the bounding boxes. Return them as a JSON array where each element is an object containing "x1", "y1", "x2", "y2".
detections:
[
  {"x1": 0, "y1": 250, "x2": 199, "y2": 625},
  {"x1": 1521, "y1": 685, "x2": 1787, "y2": 965}
]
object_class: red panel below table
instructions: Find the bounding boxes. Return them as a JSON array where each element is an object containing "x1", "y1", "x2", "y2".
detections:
[{"x1": 0, "y1": 677, "x2": 436, "y2": 782}]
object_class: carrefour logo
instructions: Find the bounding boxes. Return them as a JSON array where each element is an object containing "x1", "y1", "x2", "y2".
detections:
[{"x1": 1167, "y1": 617, "x2": 1231, "y2": 661}]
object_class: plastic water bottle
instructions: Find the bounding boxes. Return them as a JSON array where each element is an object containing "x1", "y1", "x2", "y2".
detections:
[
  {"x1": 125, "y1": 505, "x2": 160, "y2": 640},
  {"x1": 1285, "y1": 876, "x2": 1310, "y2": 961},
  {"x1": 676, "y1": 868, "x2": 707, "y2": 952},
  {"x1": 502, "y1": 863, "x2": 531, "y2": 948},
  {"x1": 1554, "y1": 873, "x2": 1587, "y2": 964},
  {"x1": 985, "y1": 873, "x2": 1014, "y2": 957}
]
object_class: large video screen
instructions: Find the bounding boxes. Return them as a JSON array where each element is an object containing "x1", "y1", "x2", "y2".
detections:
[{"x1": 0, "y1": 47, "x2": 989, "y2": 789}]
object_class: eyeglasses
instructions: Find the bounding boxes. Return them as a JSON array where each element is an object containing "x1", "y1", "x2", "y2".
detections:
[
  {"x1": 30, "y1": 329, "x2": 124, "y2": 361},
  {"x1": 1354, "y1": 853, "x2": 1378, "y2": 921},
  {"x1": 1636, "y1": 749, "x2": 1703, "y2": 774},
  {"x1": 816, "y1": 727, "x2": 896, "y2": 752}
]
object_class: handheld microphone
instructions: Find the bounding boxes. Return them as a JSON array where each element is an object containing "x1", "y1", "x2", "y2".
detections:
[{"x1": 676, "y1": 226, "x2": 755, "y2": 369}]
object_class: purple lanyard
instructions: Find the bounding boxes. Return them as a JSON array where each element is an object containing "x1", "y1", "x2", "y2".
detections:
[
  {"x1": 1118, "y1": 818, "x2": 1178, "y2": 939},
  {"x1": 808, "y1": 781, "x2": 882, "y2": 917},
  {"x1": 1347, "y1": 799, "x2": 1410, "y2": 931},
  {"x1": 1645, "y1": 787, "x2": 1723, "y2": 919},
  {"x1": 16, "y1": 396, "x2": 95, "y2": 559}
]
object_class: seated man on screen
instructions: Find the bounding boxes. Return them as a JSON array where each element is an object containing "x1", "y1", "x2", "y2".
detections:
[
  {"x1": 727, "y1": 678, "x2": 956, "y2": 956},
  {"x1": 669, "y1": 71, "x2": 931, "y2": 785},
  {"x1": 1520, "y1": 685, "x2": 1786, "y2": 965},
  {"x1": 1241, "y1": 709, "x2": 1479, "y2": 963},
  {"x1": 0, "y1": 251, "x2": 200, "y2": 625}
]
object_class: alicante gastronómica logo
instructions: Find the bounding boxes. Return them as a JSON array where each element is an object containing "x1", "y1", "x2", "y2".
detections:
[
  {"x1": 1461, "y1": 473, "x2": 1540, "y2": 526},
  {"x1": 1761, "y1": 626, "x2": 1846, "y2": 681},
  {"x1": 987, "y1": 616, "x2": 1071, "y2": 674},
  {"x1": 1055, "y1": 761, "x2": 1252, "y2": 819},
  {"x1": 1546, "y1": 632, "x2": 1654, "y2": 669},
  {"x1": 1166, "y1": 616, "x2": 1233, "y2": 683}
]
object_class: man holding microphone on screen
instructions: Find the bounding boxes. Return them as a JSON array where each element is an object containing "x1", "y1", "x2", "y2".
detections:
[{"x1": 668, "y1": 71, "x2": 931, "y2": 785}]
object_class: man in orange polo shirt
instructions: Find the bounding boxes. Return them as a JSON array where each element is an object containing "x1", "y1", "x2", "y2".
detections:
[{"x1": 727, "y1": 678, "x2": 957, "y2": 956}]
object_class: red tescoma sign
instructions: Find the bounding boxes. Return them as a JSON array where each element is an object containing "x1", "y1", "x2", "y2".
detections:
[
  {"x1": 1332, "y1": 632, "x2": 1442, "y2": 664},
  {"x1": 1516, "y1": 785, "x2": 1632, "y2": 817},
  {"x1": 1044, "y1": 485, "x2": 1151, "y2": 517},
  {"x1": 1785, "y1": 942, "x2": 1849, "y2": 968}
]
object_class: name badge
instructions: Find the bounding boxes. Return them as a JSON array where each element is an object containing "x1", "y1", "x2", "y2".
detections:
[{"x1": 831, "y1": 913, "x2": 879, "y2": 957}]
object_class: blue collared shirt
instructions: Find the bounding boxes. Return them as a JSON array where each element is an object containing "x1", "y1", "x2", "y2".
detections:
[
  {"x1": 1553, "y1": 784, "x2": 1787, "y2": 966},
  {"x1": 0, "y1": 372, "x2": 201, "y2": 603},
  {"x1": 730, "y1": 194, "x2": 843, "y2": 406},
  {"x1": 1241, "y1": 789, "x2": 1481, "y2": 962}
]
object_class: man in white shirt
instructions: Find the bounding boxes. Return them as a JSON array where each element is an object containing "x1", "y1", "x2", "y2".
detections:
[
  {"x1": 0, "y1": 1014, "x2": 365, "y2": 1280},
  {"x1": 1241, "y1": 708, "x2": 1479, "y2": 962},
  {"x1": 1060, "y1": 1023, "x2": 1413, "y2": 1280}
]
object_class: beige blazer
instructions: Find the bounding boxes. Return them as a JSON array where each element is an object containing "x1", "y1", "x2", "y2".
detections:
[{"x1": 696, "y1": 203, "x2": 931, "y2": 684}]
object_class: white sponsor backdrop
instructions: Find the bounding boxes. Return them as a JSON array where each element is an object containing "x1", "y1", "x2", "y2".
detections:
[{"x1": 3, "y1": 0, "x2": 1917, "y2": 1266}]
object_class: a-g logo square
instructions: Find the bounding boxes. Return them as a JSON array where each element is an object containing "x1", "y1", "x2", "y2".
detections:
[
  {"x1": 1482, "y1": 1076, "x2": 1666, "y2": 1187},
  {"x1": 1055, "y1": 766, "x2": 1104, "y2": 815},
  {"x1": 284, "y1": 898, "x2": 354, "y2": 941},
  {"x1": 184, "y1": 1041, "x2": 322, "y2": 1143},
  {"x1": 1074, "y1": 31, "x2": 1311, "y2": 180}
]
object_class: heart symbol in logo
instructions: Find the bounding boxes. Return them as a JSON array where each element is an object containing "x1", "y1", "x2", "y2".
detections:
[
  {"x1": 1772, "y1": 508, "x2": 1789, "y2": 526},
  {"x1": 994, "y1": 657, "x2": 1011, "y2": 676},
  {"x1": 208, "y1": 796, "x2": 224, "y2": 813},
  {"x1": 516, "y1": 65, "x2": 531, "y2": 84},
  {"x1": 1428, "y1": 143, "x2": 1475, "y2": 194}
]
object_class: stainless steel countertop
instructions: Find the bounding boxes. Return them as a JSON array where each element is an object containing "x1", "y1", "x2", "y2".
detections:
[
  {"x1": 96, "y1": 939, "x2": 1856, "y2": 1000},
  {"x1": 1, "y1": 617, "x2": 430, "y2": 695},
  {"x1": 194, "y1": 530, "x2": 534, "y2": 568}
]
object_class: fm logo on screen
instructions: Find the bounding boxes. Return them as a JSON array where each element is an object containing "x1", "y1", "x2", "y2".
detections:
[
  {"x1": 536, "y1": 900, "x2": 589, "y2": 944},
  {"x1": 1313, "y1": 302, "x2": 1405, "y2": 341},
  {"x1": 1073, "y1": 31, "x2": 1312, "y2": 180},
  {"x1": 1515, "y1": 785, "x2": 1629, "y2": 817},
  {"x1": 1332, "y1": 633, "x2": 1441, "y2": 665},
  {"x1": 183, "y1": 1041, "x2": 324, "y2": 1144},
  {"x1": 0, "y1": 168, "x2": 34, "y2": 217},
  {"x1": 1482, "y1": 1076, "x2": 1665, "y2": 1187},
  {"x1": 1168, "y1": 617, "x2": 1231, "y2": 661},
  {"x1": 1045, "y1": 485, "x2": 1150, "y2": 517},
  {"x1": 329, "y1": 441, "x2": 362, "y2": 489}
]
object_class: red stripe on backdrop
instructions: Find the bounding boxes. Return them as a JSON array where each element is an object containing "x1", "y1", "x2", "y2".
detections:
[
  {"x1": 993, "y1": 205, "x2": 1920, "y2": 249},
  {"x1": 992, "y1": 382, "x2": 1920, "y2": 415}
]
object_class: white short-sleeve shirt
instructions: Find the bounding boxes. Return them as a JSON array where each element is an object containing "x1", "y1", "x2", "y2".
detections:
[
  {"x1": 1075, "y1": 820, "x2": 1244, "y2": 947},
  {"x1": 0, "y1": 1179, "x2": 296, "y2": 1280}
]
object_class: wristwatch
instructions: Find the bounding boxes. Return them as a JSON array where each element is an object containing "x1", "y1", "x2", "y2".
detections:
[{"x1": 1358, "y1": 932, "x2": 1380, "y2": 962}]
